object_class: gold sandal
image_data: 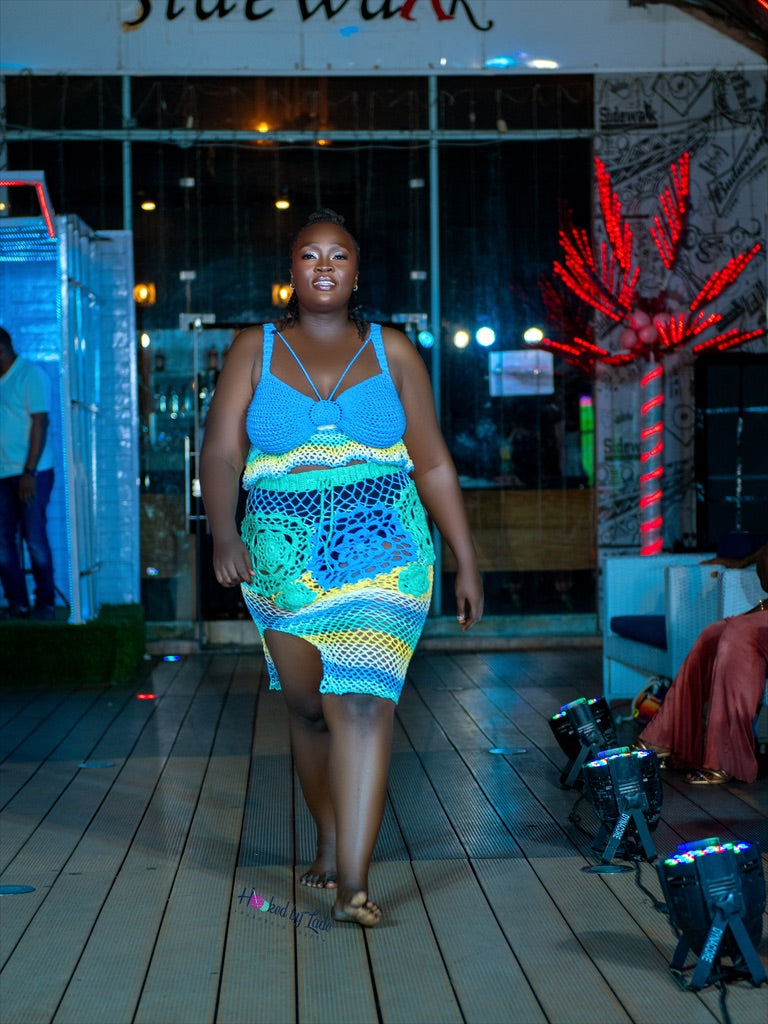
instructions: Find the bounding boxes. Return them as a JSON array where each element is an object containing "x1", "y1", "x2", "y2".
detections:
[
  {"x1": 684, "y1": 769, "x2": 732, "y2": 785},
  {"x1": 635, "y1": 740, "x2": 670, "y2": 767}
]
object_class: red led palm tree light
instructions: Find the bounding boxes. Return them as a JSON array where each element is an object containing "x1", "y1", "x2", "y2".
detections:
[{"x1": 537, "y1": 153, "x2": 765, "y2": 554}]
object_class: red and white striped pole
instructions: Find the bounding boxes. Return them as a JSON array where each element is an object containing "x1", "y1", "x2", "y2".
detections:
[{"x1": 639, "y1": 357, "x2": 664, "y2": 555}]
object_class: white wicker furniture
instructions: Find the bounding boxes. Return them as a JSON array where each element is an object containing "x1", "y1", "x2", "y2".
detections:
[{"x1": 601, "y1": 553, "x2": 718, "y2": 708}]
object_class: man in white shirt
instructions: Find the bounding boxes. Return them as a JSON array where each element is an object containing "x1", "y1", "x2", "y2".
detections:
[{"x1": 0, "y1": 326, "x2": 56, "y2": 619}]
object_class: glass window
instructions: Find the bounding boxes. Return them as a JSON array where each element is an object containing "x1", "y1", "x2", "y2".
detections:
[
  {"x1": 130, "y1": 76, "x2": 429, "y2": 132},
  {"x1": 439, "y1": 75, "x2": 593, "y2": 131}
]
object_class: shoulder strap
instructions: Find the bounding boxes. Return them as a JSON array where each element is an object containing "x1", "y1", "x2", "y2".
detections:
[
  {"x1": 261, "y1": 322, "x2": 275, "y2": 378},
  {"x1": 368, "y1": 324, "x2": 389, "y2": 375}
]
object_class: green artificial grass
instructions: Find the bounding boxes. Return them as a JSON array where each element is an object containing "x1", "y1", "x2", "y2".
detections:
[{"x1": 0, "y1": 603, "x2": 146, "y2": 685}]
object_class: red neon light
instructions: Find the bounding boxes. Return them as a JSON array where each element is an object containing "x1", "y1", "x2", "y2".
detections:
[
  {"x1": 642, "y1": 538, "x2": 664, "y2": 556},
  {"x1": 692, "y1": 327, "x2": 767, "y2": 355},
  {"x1": 640, "y1": 395, "x2": 664, "y2": 415},
  {"x1": 690, "y1": 243, "x2": 762, "y2": 311},
  {"x1": 640, "y1": 423, "x2": 663, "y2": 439},
  {"x1": 639, "y1": 466, "x2": 664, "y2": 481},
  {"x1": 640, "y1": 443, "x2": 664, "y2": 462},
  {"x1": 640, "y1": 517, "x2": 664, "y2": 532},
  {"x1": 641, "y1": 365, "x2": 663, "y2": 385},
  {"x1": 0, "y1": 176, "x2": 56, "y2": 238},
  {"x1": 639, "y1": 491, "x2": 663, "y2": 508}
]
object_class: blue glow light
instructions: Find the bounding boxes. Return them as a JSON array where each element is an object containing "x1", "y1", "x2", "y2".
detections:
[
  {"x1": 163, "y1": 655, "x2": 180, "y2": 662},
  {"x1": 417, "y1": 330, "x2": 435, "y2": 348}
]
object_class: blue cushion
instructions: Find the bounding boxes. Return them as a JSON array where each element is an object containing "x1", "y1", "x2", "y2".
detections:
[{"x1": 609, "y1": 615, "x2": 667, "y2": 650}]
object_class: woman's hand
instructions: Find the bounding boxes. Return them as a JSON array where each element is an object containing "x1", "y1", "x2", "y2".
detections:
[
  {"x1": 455, "y1": 565, "x2": 484, "y2": 631},
  {"x1": 212, "y1": 535, "x2": 254, "y2": 588}
]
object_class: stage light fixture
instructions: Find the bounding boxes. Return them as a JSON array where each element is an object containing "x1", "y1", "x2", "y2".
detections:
[
  {"x1": 549, "y1": 696, "x2": 617, "y2": 789},
  {"x1": 657, "y1": 838, "x2": 766, "y2": 990},
  {"x1": 583, "y1": 747, "x2": 662, "y2": 871},
  {"x1": 453, "y1": 330, "x2": 470, "y2": 349}
]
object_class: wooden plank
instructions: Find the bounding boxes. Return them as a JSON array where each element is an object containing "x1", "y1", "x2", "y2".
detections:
[
  {"x1": 597, "y1": 858, "x2": 768, "y2": 1024},
  {"x1": 473, "y1": 858, "x2": 632, "y2": 1023},
  {"x1": 388, "y1": 751, "x2": 466, "y2": 861},
  {"x1": 0, "y1": 689, "x2": 152, "y2": 870},
  {"x1": 1, "y1": 661, "x2": 215, "y2": 1021},
  {"x1": 365, "y1": 860, "x2": 464, "y2": 1024},
  {"x1": 217, "y1": 864, "x2": 297, "y2": 1024},
  {"x1": 0, "y1": 686, "x2": 77, "y2": 746},
  {"x1": 0, "y1": 668, "x2": 197, "y2": 961},
  {"x1": 0, "y1": 688, "x2": 105, "y2": 803},
  {"x1": 296, "y1": 899, "x2": 378, "y2": 1024},
  {"x1": 420, "y1": 750, "x2": 522, "y2": 859},
  {"x1": 53, "y1": 680, "x2": 232, "y2": 1023},
  {"x1": 529, "y1": 857, "x2": 722, "y2": 1024},
  {"x1": 0, "y1": 649, "x2": 765, "y2": 1024},
  {"x1": 412, "y1": 859, "x2": 548, "y2": 1023},
  {"x1": 132, "y1": 670, "x2": 257, "y2": 1024}
]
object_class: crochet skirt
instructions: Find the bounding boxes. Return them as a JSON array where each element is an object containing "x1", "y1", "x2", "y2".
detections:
[{"x1": 240, "y1": 462, "x2": 435, "y2": 702}]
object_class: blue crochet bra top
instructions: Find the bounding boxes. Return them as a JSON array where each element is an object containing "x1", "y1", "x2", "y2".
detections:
[{"x1": 243, "y1": 323, "x2": 411, "y2": 485}]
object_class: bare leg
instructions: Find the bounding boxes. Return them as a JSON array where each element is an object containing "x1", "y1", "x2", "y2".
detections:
[
  {"x1": 264, "y1": 629, "x2": 337, "y2": 888},
  {"x1": 322, "y1": 692, "x2": 394, "y2": 927}
]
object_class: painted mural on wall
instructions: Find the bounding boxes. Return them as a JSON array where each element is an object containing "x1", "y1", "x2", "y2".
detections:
[{"x1": 593, "y1": 69, "x2": 767, "y2": 551}]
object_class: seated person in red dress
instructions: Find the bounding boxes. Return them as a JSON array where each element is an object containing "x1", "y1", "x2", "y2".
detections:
[{"x1": 638, "y1": 543, "x2": 768, "y2": 785}]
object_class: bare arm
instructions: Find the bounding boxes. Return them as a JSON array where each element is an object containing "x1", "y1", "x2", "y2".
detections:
[
  {"x1": 199, "y1": 327, "x2": 262, "y2": 587},
  {"x1": 386, "y1": 329, "x2": 484, "y2": 629}
]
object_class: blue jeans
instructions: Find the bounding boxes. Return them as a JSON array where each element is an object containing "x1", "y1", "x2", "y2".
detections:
[{"x1": 0, "y1": 469, "x2": 55, "y2": 611}]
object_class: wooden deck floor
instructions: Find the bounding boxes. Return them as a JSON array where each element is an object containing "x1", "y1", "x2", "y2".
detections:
[{"x1": 1, "y1": 648, "x2": 766, "y2": 1024}]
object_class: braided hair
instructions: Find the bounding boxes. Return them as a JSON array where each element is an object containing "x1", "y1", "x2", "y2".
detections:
[{"x1": 279, "y1": 208, "x2": 368, "y2": 341}]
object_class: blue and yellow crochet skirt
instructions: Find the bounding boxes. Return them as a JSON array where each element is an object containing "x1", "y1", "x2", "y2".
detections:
[{"x1": 240, "y1": 463, "x2": 435, "y2": 702}]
